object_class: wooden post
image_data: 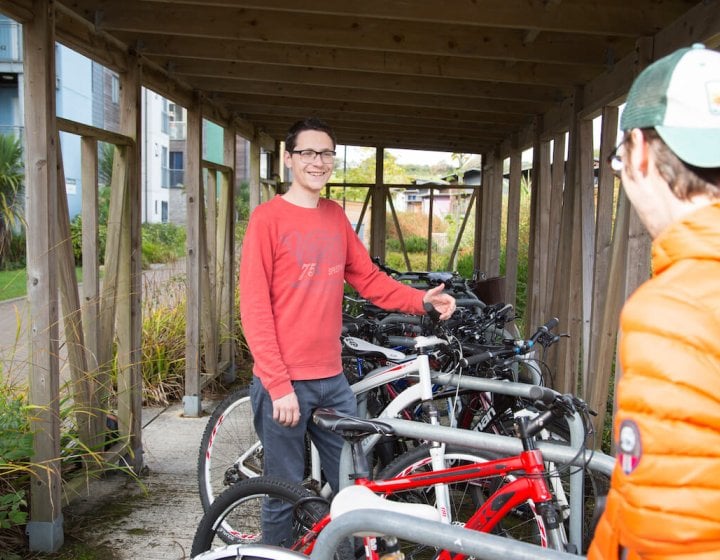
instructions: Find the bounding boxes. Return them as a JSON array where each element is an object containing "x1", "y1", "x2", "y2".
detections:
[
  {"x1": 472, "y1": 159, "x2": 484, "y2": 277},
  {"x1": 525, "y1": 130, "x2": 541, "y2": 334},
  {"x1": 80, "y1": 136, "x2": 102, "y2": 441},
  {"x1": 219, "y1": 128, "x2": 236, "y2": 376},
  {"x1": 545, "y1": 133, "x2": 566, "y2": 310},
  {"x1": 536, "y1": 141, "x2": 552, "y2": 321},
  {"x1": 55, "y1": 140, "x2": 92, "y2": 448},
  {"x1": 249, "y1": 131, "x2": 261, "y2": 210},
  {"x1": 24, "y1": 0, "x2": 62, "y2": 551},
  {"x1": 426, "y1": 188, "x2": 434, "y2": 270},
  {"x1": 578, "y1": 118, "x2": 598, "y2": 396},
  {"x1": 115, "y1": 55, "x2": 143, "y2": 471},
  {"x1": 201, "y1": 167, "x2": 218, "y2": 380},
  {"x1": 184, "y1": 95, "x2": 203, "y2": 417},
  {"x1": 504, "y1": 146, "x2": 522, "y2": 308},
  {"x1": 370, "y1": 148, "x2": 386, "y2": 261},
  {"x1": 487, "y1": 149, "x2": 503, "y2": 278}
]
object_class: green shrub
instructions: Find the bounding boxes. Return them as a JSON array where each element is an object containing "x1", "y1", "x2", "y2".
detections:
[
  {"x1": 0, "y1": 378, "x2": 31, "y2": 552},
  {"x1": 69, "y1": 214, "x2": 108, "y2": 267},
  {"x1": 141, "y1": 223, "x2": 186, "y2": 267},
  {"x1": 1, "y1": 231, "x2": 26, "y2": 271}
]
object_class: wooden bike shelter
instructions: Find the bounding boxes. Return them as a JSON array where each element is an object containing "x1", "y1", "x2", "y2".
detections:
[{"x1": 1, "y1": 0, "x2": 718, "y2": 551}]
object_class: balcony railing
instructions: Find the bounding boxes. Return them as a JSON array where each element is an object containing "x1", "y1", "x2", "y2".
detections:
[
  {"x1": 169, "y1": 121, "x2": 186, "y2": 140},
  {"x1": 0, "y1": 125, "x2": 23, "y2": 143},
  {"x1": 0, "y1": 22, "x2": 22, "y2": 62},
  {"x1": 167, "y1": 167, "x2": 184, "y2": 187}
]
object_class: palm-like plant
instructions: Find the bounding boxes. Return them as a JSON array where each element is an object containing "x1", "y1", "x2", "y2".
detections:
[{"x1": 0, "y1": 134, "x2": 24, "y2": 268}]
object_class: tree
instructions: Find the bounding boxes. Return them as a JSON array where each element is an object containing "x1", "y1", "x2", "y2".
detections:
[
  {"x1": 329, "y1": 151, "x2": 413, "y2": 202},
  {"x1": 0, "y1": 134, "x2": 24, "y2": 267},
  {"x1": 98, "y1": 141, "x2": 115, "y2": 187}
]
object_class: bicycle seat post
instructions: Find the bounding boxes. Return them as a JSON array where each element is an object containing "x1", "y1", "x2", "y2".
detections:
[{"x1": 349, "y1": 436, "x2": 371, "y2": 480}]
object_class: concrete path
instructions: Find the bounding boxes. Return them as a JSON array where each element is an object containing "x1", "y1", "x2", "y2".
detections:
[
  {"x1": 62, "y1": 401, "x2": 219, "y2": 559},
  {"x1": 0, "y1": 259, "x2": 186, "y2": 387}
]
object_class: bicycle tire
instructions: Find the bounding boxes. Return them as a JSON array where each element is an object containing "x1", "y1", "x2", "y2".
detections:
[
  {"x1": 198, "y1": 387, "x2": 262, "y2": 511},
  {"x1": 376, "y1": 444, "x2": 551, "y2": 557},
  {"x1": 191, "y1": 476, "x2": 327, "y2": 555}
]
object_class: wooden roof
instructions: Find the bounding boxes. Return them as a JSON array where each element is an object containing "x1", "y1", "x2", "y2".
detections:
[{"x1": 3, "y1": 0, "x2": 719, "y2": 154}]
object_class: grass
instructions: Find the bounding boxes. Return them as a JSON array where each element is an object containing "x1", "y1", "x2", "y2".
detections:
[
  {"x1": 0, "y1": 268, "x2": 84, "y2": 302},
  {"x1": 0, "y1": 269, "x2": 28, "y2": 301}
]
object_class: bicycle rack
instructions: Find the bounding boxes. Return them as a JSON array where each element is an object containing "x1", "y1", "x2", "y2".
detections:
[
  {"x1": 338, "y1": 375, "x2": 614, "y2": 553},
  {"x1": 312, "y1": 509, "x2": 583, "y2": 560}
]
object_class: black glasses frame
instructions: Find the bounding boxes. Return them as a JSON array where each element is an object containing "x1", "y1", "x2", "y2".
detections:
[{"x1": 290, "y1": 149, "x2": 337, "y2": 163}]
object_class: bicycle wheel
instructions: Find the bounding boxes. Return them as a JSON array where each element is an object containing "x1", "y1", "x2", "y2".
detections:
[
  {"x1": 198, "y1": 387, "x2": 262, "y2": 511},
  {"x1": 377, "y1": 444, "x2": 549, "y2": 559},
  {"x1": 191, "y1": 476, "x2": 328, "y2": 555}
]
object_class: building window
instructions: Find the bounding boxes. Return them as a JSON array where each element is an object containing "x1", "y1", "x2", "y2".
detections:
[
  {"x1": 161, "y1": 146, "x2": 169, "y2": 188},
  {"x1": 161, "y1": 98, "x2": 169, "y2": 134},
  {"x1": 161, "y1": 201, "x2": 168, "y2": 223},
  {"x1": 169, "y1": 150, "x2": 184, "y2": 187},
  {"x1": 111, "y1": 74, "x2": 119, "y2": 104},
  {"x1": 169, "y1": 103, "x2": 186, "y2": 140}
]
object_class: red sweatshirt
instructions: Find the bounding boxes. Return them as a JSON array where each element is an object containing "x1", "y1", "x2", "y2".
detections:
[{"x1": 239, "y1": 196, "x2": 426, "y2": 400}]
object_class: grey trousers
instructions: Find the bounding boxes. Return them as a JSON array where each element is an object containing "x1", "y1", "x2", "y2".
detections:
[{"x1": 250, "y1": 373, "x2": 357, "y2": 546}]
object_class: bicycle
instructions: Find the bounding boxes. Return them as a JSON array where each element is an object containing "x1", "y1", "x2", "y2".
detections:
[
  {"x1": 197, "y1": 317, "x2": 566, "y2": 514},
  {"x1": 190, "y1": 390, "x2": 592, "y2": 557}
]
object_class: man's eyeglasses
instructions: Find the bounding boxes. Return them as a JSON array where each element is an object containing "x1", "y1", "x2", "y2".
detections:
[
  {"x1": 607, "y1": 144, "x2": 624, "y2": 177},
  {"x1": 290, "y1": 149, "x2": 336, "y2": 164}
]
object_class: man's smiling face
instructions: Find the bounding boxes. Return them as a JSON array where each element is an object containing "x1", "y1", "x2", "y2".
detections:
[{"x1": 284, "y1": 129, "x2": 335, "y2": 194}]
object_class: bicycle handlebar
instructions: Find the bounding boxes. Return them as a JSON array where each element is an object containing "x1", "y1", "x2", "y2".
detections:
[{"x1": 458, "y1": 317, "x2": 559, "y2": 368}]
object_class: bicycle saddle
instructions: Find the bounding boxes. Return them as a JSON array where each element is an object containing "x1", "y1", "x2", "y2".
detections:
[{"x1": 313, "y1": 408, "x2": 396, "y2": 439}]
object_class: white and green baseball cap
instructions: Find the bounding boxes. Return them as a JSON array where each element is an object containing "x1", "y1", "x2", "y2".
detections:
[{"x1": 620, "y1": 43, "x2": 720, "y2": 168}]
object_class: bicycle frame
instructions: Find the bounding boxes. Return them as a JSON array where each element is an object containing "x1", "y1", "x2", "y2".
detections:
[{"x1": 288, "y1": 446, "x2": 560, "y2": 559}]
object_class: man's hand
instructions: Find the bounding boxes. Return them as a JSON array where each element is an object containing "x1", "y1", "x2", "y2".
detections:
[
  {"x1": 272, "y1": 391, "x2": 301, "y2": 427},
  {"x1": 423, "y1": 284, "x2": 457, "y2": 320}
]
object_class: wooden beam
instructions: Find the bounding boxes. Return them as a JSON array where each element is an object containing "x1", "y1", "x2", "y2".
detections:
[
  {"x1": 578, "y1": 118, "x2": 596, "y2": 396},
  {"x1": 218, "y1": 128, "x2": 235, "y2": 372},
  {"x1": 114, "y1": 54, "x2": 143, "y2": 471},
  {"x1": 184, "y1": 93, "x2": 203, "y2": 416},
  {"x1": 248, "y1": 130, "x2": 261, "y2": 210},
  {"x1": 142, "y1": 0, "x2": 691, "y2": 37},
  {"x1": 370, "y1": 148, "x2": 386, "y2": 261},
  {"x1": 586, "y1": 106, "x2": 620, "y2": 406},
  {"x1": 80, "y1": 136, "x2": 102, "y2": 441},
  {"x1": 57, "y1": 116, "x2": 134, "y2": 146},
  {"x1": 545, "y1": 133, "x2": 566, "y2": 309},
  {"x1": 55, "y1": 138, "x2": 92, "y2": 449},
  {"x1": 130, "y1": 33, "x2": 600, "y2": 87},
  {"x1": 504, "y1": 147, "x2": 521, "y2": 309},
  {"x1": 159, "y1": 58, "x2": 568, "y2": 104},
  {"x1": 24, "y1": 0, "x2": 62, "y2": 551},
  {"x1": 88, "y1": 2, "x2": 628, "y2": 66}
]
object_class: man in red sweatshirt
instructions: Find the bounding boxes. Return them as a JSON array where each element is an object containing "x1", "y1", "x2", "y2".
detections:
[{"x1": 239, "y1": 117, "x2": 456, "y2": 546}]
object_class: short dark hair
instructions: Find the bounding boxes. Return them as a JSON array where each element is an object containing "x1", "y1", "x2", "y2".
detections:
[
  {"x1": 285, "y1": 117, "x2": 337, "y2": 152},
  {"x1": 625, "y1": 129, "x2": 720, "y2": 201}
]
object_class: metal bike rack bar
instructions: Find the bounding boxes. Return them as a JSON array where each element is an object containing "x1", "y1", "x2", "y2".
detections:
[
  {"x1": 311, "y1": 509, "x2": 583, "y2": 560},
  {"x1": 339, "y1": 413, "x2": 614, "y2": 552}
]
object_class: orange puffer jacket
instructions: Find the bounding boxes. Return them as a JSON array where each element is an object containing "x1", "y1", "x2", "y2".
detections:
[{"x1": 588, "y1": 202, "x2": 720, "y2": 560}]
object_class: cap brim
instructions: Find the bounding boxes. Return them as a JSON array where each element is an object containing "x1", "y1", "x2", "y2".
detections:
[{"x1": 656, "y1": 126, "x2": 720, "y2": 168}]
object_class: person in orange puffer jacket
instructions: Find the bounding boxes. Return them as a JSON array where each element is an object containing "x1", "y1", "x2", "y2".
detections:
[{"x1": 588, "y1": 44, "x2": 720, "y2": 559}]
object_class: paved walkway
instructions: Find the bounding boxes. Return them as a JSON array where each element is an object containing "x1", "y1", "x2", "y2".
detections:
[
  {"x1": 0, "y1": 259, "x2": 186, "y2": 387},
  {"x1": 62, "y1": 401, "x2": 219, "y2": 559},
  {"x1": 1, "y1": 259, "x2": 234, "y2": 558}
]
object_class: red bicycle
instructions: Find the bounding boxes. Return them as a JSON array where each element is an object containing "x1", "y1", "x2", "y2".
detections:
[{"x1": 191, "y1": 391, "x2": 590, "y2": 558}]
